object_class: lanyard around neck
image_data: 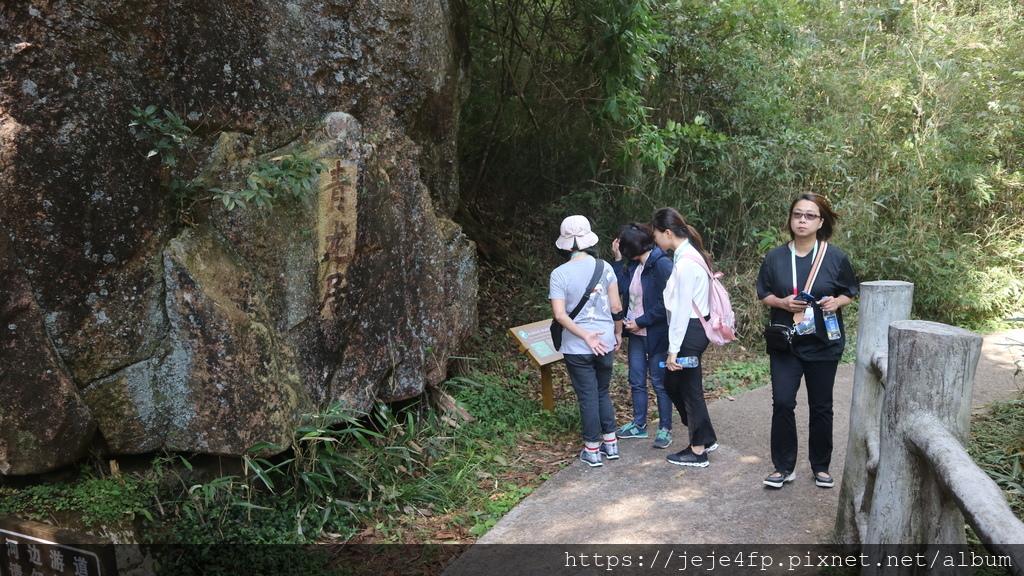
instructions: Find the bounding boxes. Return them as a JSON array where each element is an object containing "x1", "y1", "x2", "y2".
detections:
[{"x1": 790, "y1": 240, "x2": 818, "y2": 296}]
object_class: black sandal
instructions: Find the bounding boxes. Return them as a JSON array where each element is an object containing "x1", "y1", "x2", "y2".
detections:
[
  {"x1": 814, "y1": 471, "x2": 835, "y2": 488},
  {"x1": 763, "y1": 470, "x2": 795, "y2": 489}
]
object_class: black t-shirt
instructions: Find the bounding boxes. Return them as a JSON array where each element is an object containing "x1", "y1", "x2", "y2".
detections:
[{"x1": 756, "y1": 242, "x2": 859, "y2": 361}]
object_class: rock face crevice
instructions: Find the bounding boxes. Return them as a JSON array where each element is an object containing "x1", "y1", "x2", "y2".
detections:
[{"x1": 0, "y1": 0, "x2": 476, "y2": 475}]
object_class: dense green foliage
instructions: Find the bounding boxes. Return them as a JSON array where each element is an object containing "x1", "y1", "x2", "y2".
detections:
[
  {"x1": 0, "y1": 471, "x2": 156, "y2": 526},
  {"x1": 460, "y1": 0, "x2": 1024, "y2": 333}
]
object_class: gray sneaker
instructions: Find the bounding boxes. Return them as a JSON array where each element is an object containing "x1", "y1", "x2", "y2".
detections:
[
  {"x1": 579, "y1": 449, "x2": 603, "y2": 467},
  {"x1": 653, "y1": 429, "x2": 672, "y2": 449},
  {"x1": 599, "y1": 441, "x2": 619, "y2": 459}
]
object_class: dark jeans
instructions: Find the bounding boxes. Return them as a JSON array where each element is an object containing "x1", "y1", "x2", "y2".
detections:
[
  {"x1": 664, "y1": 318, "x2": 716, "y2": 448},
  {"x1": 769, "y1": 352, "x2": 839, "y2": 474},
  {"x1": 626, "y1": 335, "x2": 671, "y2": 431},
  {"x1": 563, "y1": 352, "x2": 617, "y2": 443}
]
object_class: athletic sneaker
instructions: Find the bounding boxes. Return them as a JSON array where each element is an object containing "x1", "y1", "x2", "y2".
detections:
[
  {"x1": 614, "y1": 420, "x2": 647, "y2": 436},
  {"x1": 653, "y1": 429, "x2": 672, "y2": 449},
  {"x1": 617, "y1": 422, "x2": 648, "y2": 439},
  {"x1": 599, "y1": 441, "x2": 619, "y2": 460},
  {"x1": 705, "y1": 442, "x2": 719, "y2": 453},
  {"x1": 579, "y1": 449, "x2": 603, "y2": 467},
  {"x1": 666, "y1": 447, "x2": 709, "y2": 467},
  {"x1": 763, "y1": 470, "x2": 796, "y2": 488}
]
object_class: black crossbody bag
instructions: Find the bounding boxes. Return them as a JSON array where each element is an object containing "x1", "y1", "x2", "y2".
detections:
[{"x1": 550, "y1": 259, "x2": 604, "y2": 351}]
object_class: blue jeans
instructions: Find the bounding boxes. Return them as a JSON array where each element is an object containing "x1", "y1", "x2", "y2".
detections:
[
  {"x1": 626, "y1": 335, "x2": 671, "y2": 431},
  {"x1": 563, "y1": 353, "x2": 617, "y2": 443}
]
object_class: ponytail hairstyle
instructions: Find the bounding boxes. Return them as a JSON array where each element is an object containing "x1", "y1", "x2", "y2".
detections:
[
  {"x1": 651, "y1": 207, "x2": 712, "y2": 267},
  {"x1": 616, "y1": 222, "x2": 655, "y2": 261}
]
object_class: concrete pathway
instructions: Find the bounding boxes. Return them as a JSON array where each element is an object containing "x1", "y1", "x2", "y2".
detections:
[{"x1": 445, "y1": 329, "x2": 1024, "y2": 573}]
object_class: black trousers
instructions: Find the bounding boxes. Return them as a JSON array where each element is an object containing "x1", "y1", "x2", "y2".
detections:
[
  {"x1": 665, "y1": 318, "x2": 717, "y2": 448},
  {"x1": 768, "y1": 351, "x2": 839, "y2": 474}
]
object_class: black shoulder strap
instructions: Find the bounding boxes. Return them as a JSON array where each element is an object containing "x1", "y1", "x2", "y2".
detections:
[{"x1": 568, "y1": 259, "x2": 604, "y2": 320}]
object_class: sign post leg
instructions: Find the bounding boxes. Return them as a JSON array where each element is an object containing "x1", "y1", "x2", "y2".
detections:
[
  {"x1": 507, "y1": 320, "x2": 563, "y2": 414},
  {"x1": 540, "y1": 365, "x2": 554, "y2": 412}
]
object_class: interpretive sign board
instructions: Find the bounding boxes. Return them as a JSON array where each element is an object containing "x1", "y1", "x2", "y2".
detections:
[
  {"x1": 508, "y1": 320, "x2": 563, "y2": 412},
  {"x1": 0, "y1": 517, "x2": 117, "y2": 576},
  {"x1": 508, "y1": 319, "x2": 563, "y2": 367}
]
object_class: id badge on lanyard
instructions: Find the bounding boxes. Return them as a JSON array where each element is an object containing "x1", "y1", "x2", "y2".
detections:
[{"x1": 791, "y1": 242, "x2": 818, "y2": 333}]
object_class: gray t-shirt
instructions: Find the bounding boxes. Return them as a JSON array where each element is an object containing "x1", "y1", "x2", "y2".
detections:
[{"x1": 548, "y1": 256, "x2": 618, "y2": 355}]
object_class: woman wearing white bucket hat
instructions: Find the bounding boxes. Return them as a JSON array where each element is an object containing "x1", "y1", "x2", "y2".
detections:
[{"x1": 549, "y1": 215, "x2": 624, "y2": 468}]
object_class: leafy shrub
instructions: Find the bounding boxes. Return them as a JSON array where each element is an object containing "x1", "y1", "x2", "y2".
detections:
[{"x1": 0, "y1": 472, "x2": 156, "y2": 526}]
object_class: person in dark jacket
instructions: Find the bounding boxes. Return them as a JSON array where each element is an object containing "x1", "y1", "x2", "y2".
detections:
[{"x1": 612, "y1": 223, "x2": 676, "y2": 449}]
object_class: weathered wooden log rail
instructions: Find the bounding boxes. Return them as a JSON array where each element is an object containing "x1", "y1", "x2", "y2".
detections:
[{"x1": 834, "y1": 281, "x2": 1024, "y2": 576}]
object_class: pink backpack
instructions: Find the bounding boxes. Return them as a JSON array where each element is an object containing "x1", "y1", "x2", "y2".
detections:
[{"x1": 680, "y1": 254, "x2": 736, "y2": 346}]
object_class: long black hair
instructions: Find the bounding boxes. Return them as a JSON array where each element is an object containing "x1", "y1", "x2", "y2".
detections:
[{"x1": 651, "y1": 207, "x2": 712, "y2": 267}]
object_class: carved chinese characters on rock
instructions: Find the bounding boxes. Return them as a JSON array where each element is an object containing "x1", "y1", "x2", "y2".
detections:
[{"x1": 317, "y1": 159, "x2": 358, "y2": 318}]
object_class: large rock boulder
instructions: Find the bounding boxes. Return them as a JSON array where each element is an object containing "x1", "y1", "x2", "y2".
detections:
[{"x1": 0, "y1": 0, "x2": 475, "y2": 475}]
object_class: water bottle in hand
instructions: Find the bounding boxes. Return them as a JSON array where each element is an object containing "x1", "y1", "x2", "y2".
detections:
[
  {"x1": 822, "y1": 298, "x2": 841, "y2": 340},
  {"x1": 679, "y1": 356, "x2": 700, "y2": 368}
]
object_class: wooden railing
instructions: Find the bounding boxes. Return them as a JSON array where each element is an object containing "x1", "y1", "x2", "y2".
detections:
[{"x1": 834, "y1": 281, "x2": 1024, "y2": 575}]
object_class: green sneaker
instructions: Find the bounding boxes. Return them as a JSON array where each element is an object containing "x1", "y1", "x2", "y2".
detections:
[
  {"x1": 653, "y1": 429, "x2": 672, "y2": 449},
  {"x1": 617, "y1": 422, "x2": 648, "y2": 439}
]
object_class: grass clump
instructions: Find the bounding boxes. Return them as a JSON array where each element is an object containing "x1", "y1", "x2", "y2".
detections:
[{"x1": 969, "y1": 397, "x2": 1024, "y2": 517}]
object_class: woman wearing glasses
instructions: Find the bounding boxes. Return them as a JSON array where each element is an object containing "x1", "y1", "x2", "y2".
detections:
[{"x1": 756, "y1": 194, "x2": 858, "y2": 489}]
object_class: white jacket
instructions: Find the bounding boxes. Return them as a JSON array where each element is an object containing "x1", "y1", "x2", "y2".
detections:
[{"x1": 663, "y1": 242, "x2": 710, "y2": 354}]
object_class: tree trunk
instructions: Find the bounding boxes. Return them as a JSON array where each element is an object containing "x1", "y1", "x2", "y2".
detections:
[
  {"x1": 863, "y1": 320, "x2": 982, "y2": 576},
  {"x1": 834, "y1": 281, "x2": 913, "y2": 544}
]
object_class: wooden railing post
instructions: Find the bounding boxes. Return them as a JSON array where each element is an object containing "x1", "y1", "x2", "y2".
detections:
[
  {"x1": 834, "y1": 281, "x2": 913, "y2": 545},
  {"x1": 863, "y1": 321, "x2": 983, "y2": 574}
]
